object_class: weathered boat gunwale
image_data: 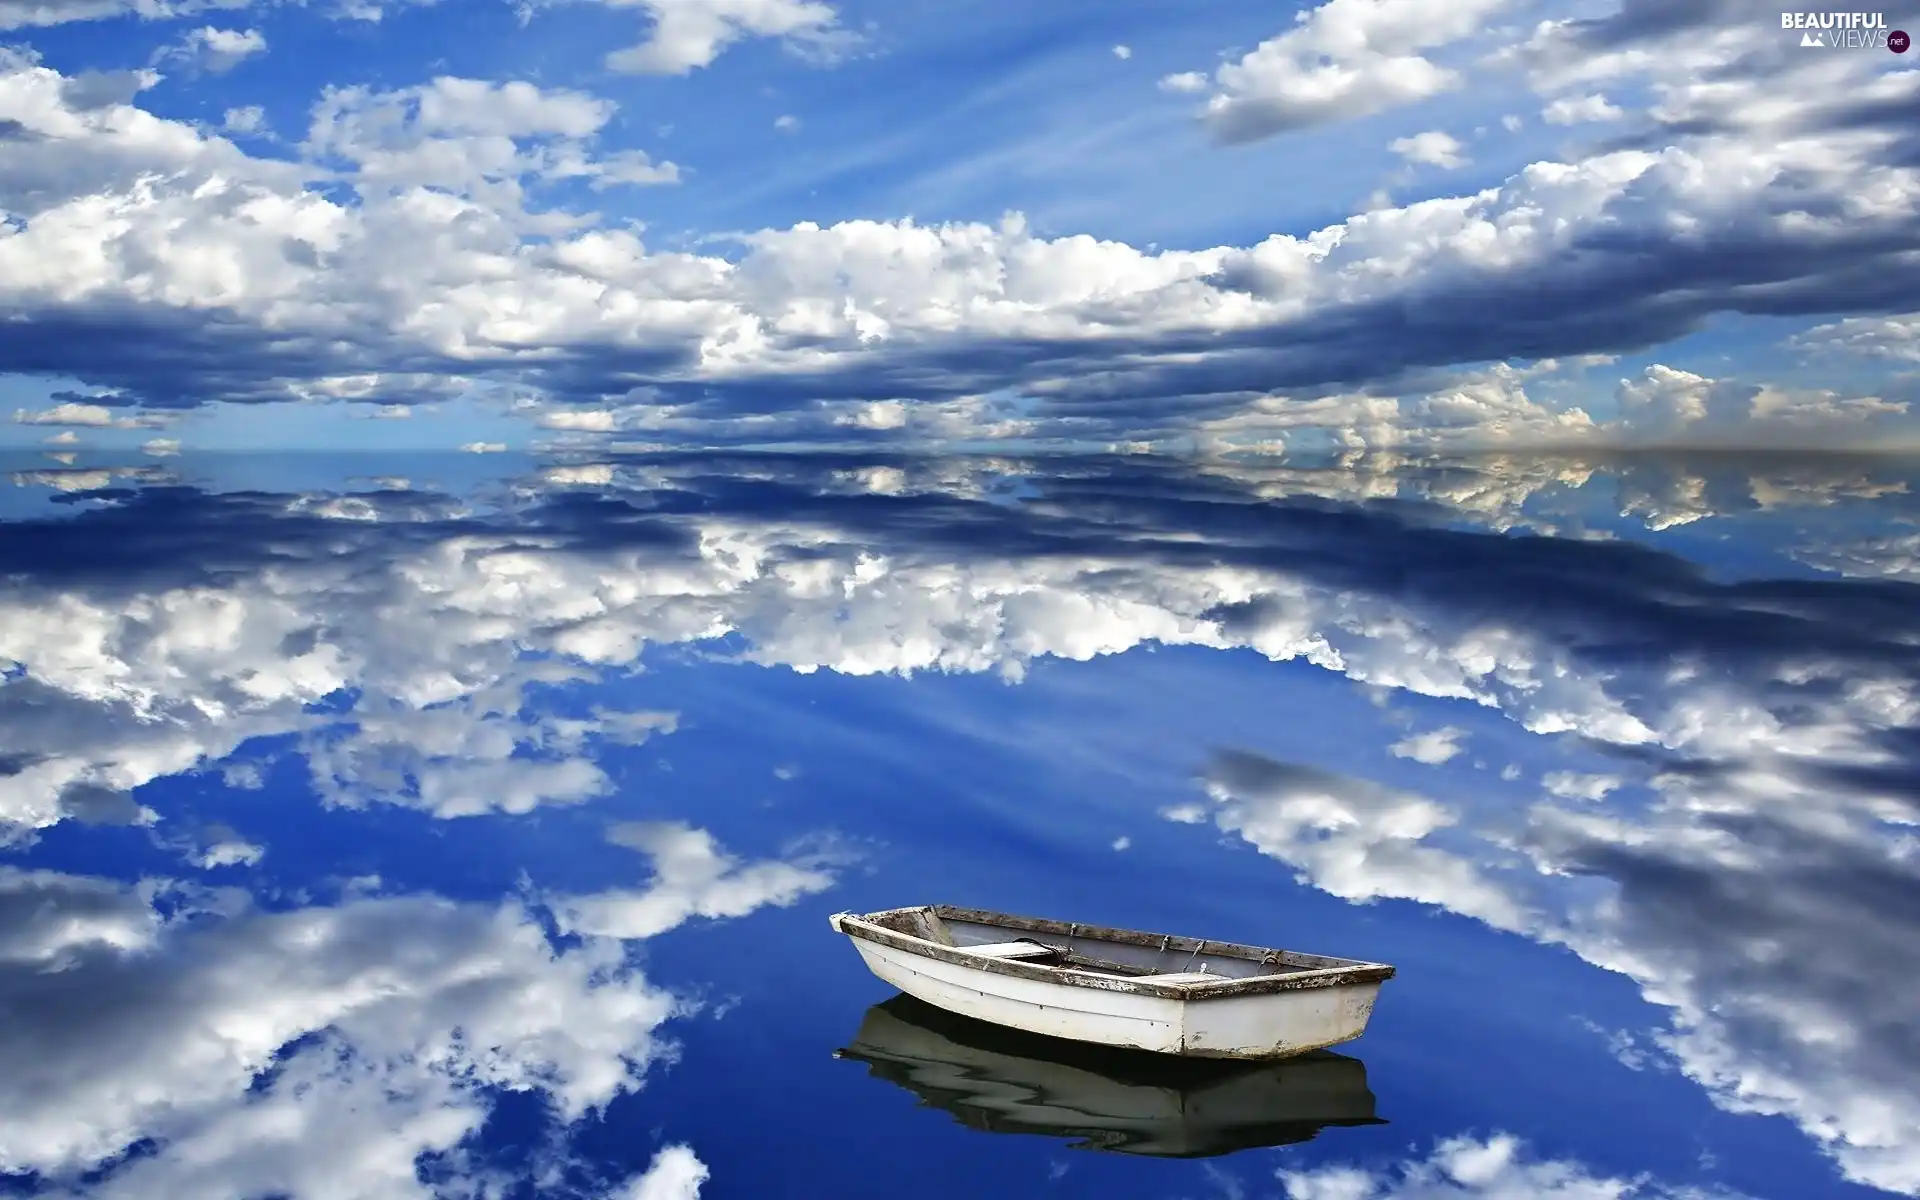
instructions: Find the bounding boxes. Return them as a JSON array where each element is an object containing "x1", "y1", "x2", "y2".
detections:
[{"x1": 832, "y1": 907, "x2": 1395, "y2": 1001}]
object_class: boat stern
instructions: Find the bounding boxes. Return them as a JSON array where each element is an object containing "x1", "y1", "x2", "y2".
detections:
[{"x1": 1179, "y1": 978, "x2": 1384, "y2": 1059}]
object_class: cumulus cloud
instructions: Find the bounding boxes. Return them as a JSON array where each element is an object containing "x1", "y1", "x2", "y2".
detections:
[
  {"x1": 1542, "y1": 92, "x2": 1622, "y2": 125},
  {"x1": 9, "y1": 465, "x2": 169, "y2": 492},
  {"x1": 539, "y1": 408, "x2": 621, "y2": 431},
  {"x1": 617, "y1": 1144, "x2": 710, "y2": 1200},
  {"x1": 304, "y1": 76, "x2": 682, "y2": 207},
  {"x1": 1796, "y1": 314, "x2": 1920, "y2": 363},
  {"x1": 187, "y1": 826, "x2": 266, "y2": 868},
  {"x1": 1388, "y1": 130, "x2": 1467, "y2": 169},
  {"x1": 1541, "y1": 770, "x2": 1620, "y2": 801},
  {"x1": 545, "y1": 462, "x2": 616, "y2": 485},
  {"x1": 0, "y1": 0, "x2": 249, "y2": 30},
  {"x1": 599, "y1": 0, "x2": 847, "y2": 75},
  {"x1": 1197, "y1": 734, "x2": 1920, "y2": 1195},
  {"x1": 0, "y1": 35, "x2": 1914, "y2": 442},
  {"x1": 1111, "y1": 44, "x2": 1131, "y2": 60},
  {"x1": 1201, "y1": 754, "x2": 1539, "y2": 934},
  {"x1": 157, "y1": 26, "x2": 268, "y2": 74},
  {"x1": 0, "y1": 865, "x2": 679, "y2": 1193},
  {"x1": 555, "y1": 821, "x2": 845, "y2": 940},
  {"x1": 302, "y1": 667, "x2": 680, "y2": 819},
  {"x1": 1163, "y1": 0, "x2": 1511, "y2": 143},
  {"x1": 1389, "y1": 726, "x2": 1466, "y2": 764},
  {"x1": 13, "y1": 401, "x2": 167, "y2": 429},
  {"x1": 1279, "y1": 1133, "x2": 1756, "y2": 1198},
  {"x1": 221, "y1": 104, "x2": 265, "y2": 134}
]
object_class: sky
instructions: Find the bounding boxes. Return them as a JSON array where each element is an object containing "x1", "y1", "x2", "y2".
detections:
[{"x1": 0, "y1": 0, "x2": 1918, "y2": 452}]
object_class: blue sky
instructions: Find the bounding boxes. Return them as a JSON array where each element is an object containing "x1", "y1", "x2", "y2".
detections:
[{"x1": 1, "y1": 0, "x2": 1918, "y2": 451}]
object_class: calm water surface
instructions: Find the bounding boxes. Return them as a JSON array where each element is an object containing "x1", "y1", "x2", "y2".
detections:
[{"x1": 1, "y1": 450, "x2": 1916, "y2": 1200}]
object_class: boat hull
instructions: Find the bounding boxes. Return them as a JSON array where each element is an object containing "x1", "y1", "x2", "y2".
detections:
[{"x1": 849, "y1": 934, "x2": 1382, "y2": 1060}]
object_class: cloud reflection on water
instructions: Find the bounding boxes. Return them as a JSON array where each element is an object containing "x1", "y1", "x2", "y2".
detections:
[
  {"x1": 0, "y1": 448, "x2": 1915, "y2": 1196},
  {"x1": 0, "y1": 824, "x2": 834, "y2": 1195}
]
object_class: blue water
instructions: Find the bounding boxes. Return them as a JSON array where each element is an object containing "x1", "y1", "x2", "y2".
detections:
[{"x1": 1, "y1": 450, "x2": 1915, "y2": 1200}]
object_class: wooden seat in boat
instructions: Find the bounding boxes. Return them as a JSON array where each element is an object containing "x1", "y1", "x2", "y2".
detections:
[{"x1": 953, "y1": 941, "x2": 1055, "y2": 960}]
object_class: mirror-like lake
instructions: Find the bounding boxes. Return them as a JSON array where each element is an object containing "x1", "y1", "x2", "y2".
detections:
[{"x1": 1, "y1": 450, "x2": 1915, "y2": 1200}]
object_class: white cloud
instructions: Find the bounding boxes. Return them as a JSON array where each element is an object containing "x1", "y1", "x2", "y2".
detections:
[
  {"x1": 159, "y1": 26, "x2": 268, "y2": 74},
  {"x1": 1111, "y1": 44, "x2": 1131, "y2": 60},
  {"x1": 9, "y1": 466, "x2": 166, "y2": 492},
  {"x1": 1795, "y1": 314, "x2": 1920, "y2": 363},
  {"x1": 1165, "y1": 0, "x2": 1513, "y2": 143},
  {"x1": 1389, "y1": 726, "x2": 1466, "y2": 764},
  {"x1": 1158, "y1": 70, "x2": 1207, "y2": 93},
  {"x1": 834, "y1": 399, "x2": 908, "y2": 430},
  {"x1": 773, "y1": 112, "x2": 800, "y2": 132},
  {"x1": 0, "y1": 866, "x2": 158, "y2": 964},
  {"x1": 1541, "y1": 770, "x2": 1620, "y2": 801},
  {"x1": 1388, "y1": 130, "x2": 1467, "y2": 170},
  {"x1": 0, "y1": 866, "x2": 680, "y2": 1193},
  {"x1": 1195, "y1": 735, "x2": 1920, "y2": 1194},
  {"x1": 193, "y1": 834, "x2": 265, "y2": 868},
  {"x1": 221, "y1": 104, "x2": 265, "y2": 134},
  {"x1": 371, "y1": 403, "x2": 411, "y2": 419},
  {"x1": 461, "y1": 442, "x2": 507, "y2": 452},
  {"x1": 1280, "y1": 1133, "x2": 1757, "y2": 1198},
  {"x1": 1500, "y1": 113, "x2": 1522, "y2": 131},
  {"x1": 1795, "y1": 531, "x2": 1920, "y2": 583},
  {"x1": 13, "y1": 401, "x2": 164, "y2": 429},
  {"x1": 545, "y1": 462, "x2": 616, "y2": 485},
  {"x1": 304, "y1": 76, "x2": 681, "y2": 207},
  {"x1": 601, "y1": 0, "x2": 845, "y2": 75},
  {"x1": 43, "y1": 429, "x2": 79, "y2": 445},
  {"x1": 1542, "y1": 92, "x2": 1623, "y2": 125},
  {"x1": 0, "y1": 0, "x2": 250, "y2": 30},
  {"x1": 539, "y1": 408, "x2": 620, "y2": 432},
  {"x1": 593, "y1": 148, "x2": 681, "y2": 187},
  {"x1": 616, "y1": 1144, "x2": 710, "y2": 1200},
  {"x1": 1618, "y1": 364, "x2": 1715, "y2": 426},
  {"x1": 141, "y1": 438, "x2": 181, "y2": 455},
  {"x1": 0, "y1": 45, "x2": 1915, "y2": 444},
  {"x1": 300, "y1": 670, "x2": 678, "y2": 819},
  {"x1": 2, "y1": 450, "x2": 1915, "y2": 1188},
  {"x1": 1199, "y1": 755, "x2": 1540, "y2": 934},
  {"x1": 555, "y1": 821, "x2": 844, "y2": 940}
]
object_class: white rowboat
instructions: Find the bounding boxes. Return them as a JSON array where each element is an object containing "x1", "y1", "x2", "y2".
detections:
[{"x1": 829, "y1": 905, "x2": 1394, "y2": 1060}]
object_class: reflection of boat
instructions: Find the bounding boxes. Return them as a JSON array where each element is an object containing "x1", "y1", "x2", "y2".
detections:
[
  {"x1": 829, "y1": 905, "x2": 1394, "y2": 1058},
  {"x1": 835, "y1": 995, "x2": 1386, "y2": 1157}
]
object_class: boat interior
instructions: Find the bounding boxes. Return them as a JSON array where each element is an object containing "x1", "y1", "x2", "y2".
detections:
[{"x1": 858, "y1": 905, "x2": 1370, "y2": 984}]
